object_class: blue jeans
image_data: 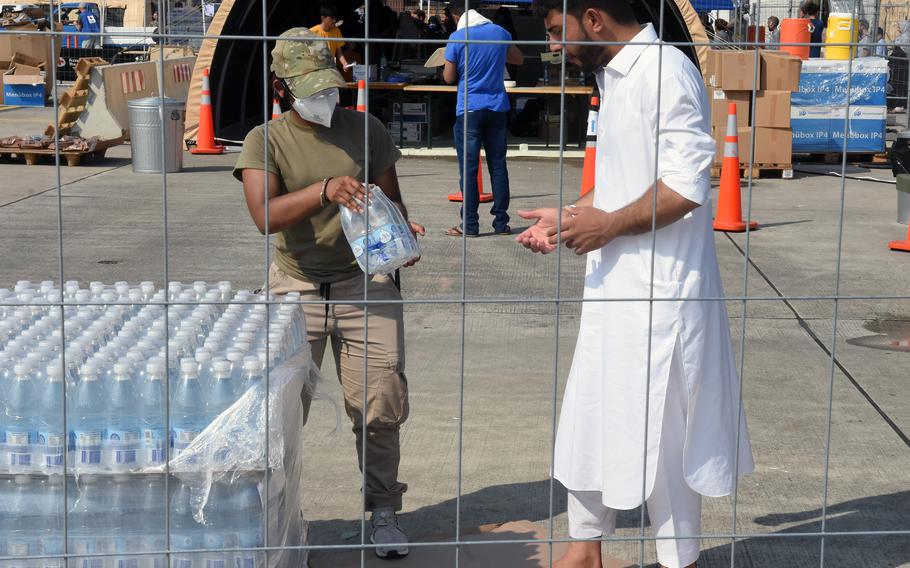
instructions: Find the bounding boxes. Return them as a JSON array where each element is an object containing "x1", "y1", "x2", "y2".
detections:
[{"x1": 453, "y1": 110, "x2": 511, "y2": 234}]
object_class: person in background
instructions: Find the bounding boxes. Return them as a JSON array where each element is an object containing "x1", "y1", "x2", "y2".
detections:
[
  {"x1": 800, "y1": 1, "x2": 824, "y2": 58},
  {"x1": 78, "y1": 2, "x2": 101, "y2": 48},
  {"x1": 493, "y1": 7, "x2": 521, "y2": 80},
  {"x1": 876, "y1": 26, "x2": 888, "y2": 57},
  {"x1": 442, "y1": 0, "x2": 525, "y2": 237},
  {"x1": 713, "y1": 18, "x2": 731, "y2": 42},
  {"x1": 310, "y1": 3, "x2": 351, "y2": 69},
  {"x1": 234, "y1": 29, "x2": 425, "y2": 560},
  {"x1": 441, "y1": 7, "x2": 457, "y2": 34},
  {"x1": 699, "y1": 12, "x2": 714, "y2": 38},
  {"x1": 767, "y1": 16, "x2": 780, "y2": 47},
  {"x1": 858, "y1": 19, "x2": 873, "y2": 57}
]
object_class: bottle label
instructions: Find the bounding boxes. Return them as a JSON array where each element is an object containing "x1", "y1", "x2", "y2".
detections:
[
  {"x1": 6, "y1": 430, "x2": 32, "y2": 466},
  {"x1": 7, "y1": 540, "x2": 29, "y2": 556},
  {"x1": 171, "y1": 427, "x2": 200, "y2": 453},
  {"x1": 233, "y1": 556, "x2": 257, "y2": 568},
  {"x1": 205, "y1": 560, "x2": 226, "y2": 568},
  {"x1": 172, "y1": 560, "x2": 194, "y2": 568},
  {"x1": 73, "y1": 429, "x2": 103, "y2": 465},
  {"x1": 107, "y1": 428, "x2": 140, "y2": 464},
  {"x1": 38, "y1": 430, "x2": 65, "y2": 467},
  {"x1": 41, "y1": 536, "x2": 65, "y2": 555},
  {"x1": 144, "y1": 427, "x2": 167, "y2": 463},
  {"x1": 117, "y1": 558, "x2": 139, "y2": 568},
  {"x1": 350, "y1": 223, "x2": 412, "y2": 261}
]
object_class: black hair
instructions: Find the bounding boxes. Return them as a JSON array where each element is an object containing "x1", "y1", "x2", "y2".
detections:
[
  {"x1": 447, "y1": 0, "x2": 467, "y2": 16},
  {"x1": 799, "y1": 1, "x2": 819, "y2": 17},
  {"x1": 531, "y1": 0, "x2": 637, "y2": 26},
  {"x1": 320, "y1": 3, "x2": 337, "y2": 18}
]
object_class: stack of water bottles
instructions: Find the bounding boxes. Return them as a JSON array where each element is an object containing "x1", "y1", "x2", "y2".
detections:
[
  {"x1": 339, "y1": 184, "x2": 420, "y2": 276},
  {"x1": 0, "y1": 280, "x2": 314, "y2": 568}
]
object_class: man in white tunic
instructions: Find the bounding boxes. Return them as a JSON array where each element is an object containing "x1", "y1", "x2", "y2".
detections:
[{"x1": 519, "y1": 1, "x2": 755, "y2": 567}]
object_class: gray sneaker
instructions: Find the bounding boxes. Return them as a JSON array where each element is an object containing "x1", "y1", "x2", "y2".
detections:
[{"x1": 370, "y1": 508, "x2": 409, "y2": 559}]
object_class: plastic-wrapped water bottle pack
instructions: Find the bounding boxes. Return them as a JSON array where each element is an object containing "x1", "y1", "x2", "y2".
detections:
[{"x1": 0, "y1": 280, "x2": 316, "y2": 568}]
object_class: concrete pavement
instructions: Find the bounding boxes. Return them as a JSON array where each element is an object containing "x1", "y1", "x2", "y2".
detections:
[{"x1": 0, "y1": 105, "x2": 908, "y2": 566}]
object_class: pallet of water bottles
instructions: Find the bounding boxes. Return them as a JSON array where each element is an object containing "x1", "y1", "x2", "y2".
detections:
[{"x1": 0, "y1": 280, "x2": 322, "y2": 568}]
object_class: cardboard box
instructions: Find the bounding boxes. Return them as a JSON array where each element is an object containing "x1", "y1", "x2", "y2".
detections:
[
  {"x1": 714, "y1": 126, "x2": 792, "y2": 164},
  {"x1": 387, "y1": 122, "x2": 427, "y2": 142},
  {"x1": 710, "y1": 88, "x2": 751, "y2": 127},
  {"x1": 353, "y1": 64, "x2": 377, "y2": 82},
  {"x1": 753, "y1": 90, "x2": 791, "y2": 128},
  {"x1": 719, "y1": 51, "x2": 759, "y2": 91},
  {"x1": 759, "y1": 50, "x2": 802, "y2": 91},
  {"x1": 3, "y1": 64, "x2": 47, "y2": 106},
  {"x1": 706, "y1": 49, "x2": 723, "y2": 88},
  {"x1": 791, "y1": 57, "x2": 887, "y2": 106},
  {"x1": 392, "y1": 102, "x2": 428, "y2": 123}
]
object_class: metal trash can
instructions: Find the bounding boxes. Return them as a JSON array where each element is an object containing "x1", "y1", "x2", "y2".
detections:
[
  {"x1": 127, "y1": 97, "x2": 186, "y2": 174},
  {"x1": 898, "y1": 174, "x2": 910, "y2": 225}
]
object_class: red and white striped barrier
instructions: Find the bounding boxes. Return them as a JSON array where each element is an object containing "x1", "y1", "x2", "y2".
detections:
[{"x1": 120, "y1": 70, "x2": 146, "y2": 94}]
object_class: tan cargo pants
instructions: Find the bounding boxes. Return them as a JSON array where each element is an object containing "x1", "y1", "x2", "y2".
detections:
[{"x1": 268, "y1": 263, "x2": 409, "y2": 511}]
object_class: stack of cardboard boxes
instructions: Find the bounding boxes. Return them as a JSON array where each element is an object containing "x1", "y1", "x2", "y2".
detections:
[
  {"x1": 389, "y1": 102, "x2": 428, "y2": 143},
  {"x1": 706, "y1": 50, "x2": 802, "y2": 169},
  {"x1": 0, "y1": 25, "x2": 61, "y2": 106}
]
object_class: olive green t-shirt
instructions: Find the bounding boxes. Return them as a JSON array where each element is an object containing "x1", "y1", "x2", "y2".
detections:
[{"x1": 233, "y1": 108, "x2": 401, "y2": 283}]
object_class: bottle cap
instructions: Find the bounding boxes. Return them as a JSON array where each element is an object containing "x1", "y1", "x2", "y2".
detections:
[
  {"x1": 146, "y1": 358, "x2": 164, "y2": 375},
  {"x1": 243, "y1": 357, "x2": 263, "y2": 371},
  {"x1": 13, "y1": 363, "x2": 30, "y2": 376},
  {"x1": 180, "y1": 358, "x2": 199, "y2": 374},
  {"x1": 213, "y1": 360, "x2": 232, "y2": 374},
  {"x1": 113, "y1": 362, "x2": 131, "y2": 375}
]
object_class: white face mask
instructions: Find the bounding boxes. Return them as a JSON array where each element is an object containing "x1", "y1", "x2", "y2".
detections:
[{"x1": 291, "y1": 88, "x2": 339, "y2": 127}]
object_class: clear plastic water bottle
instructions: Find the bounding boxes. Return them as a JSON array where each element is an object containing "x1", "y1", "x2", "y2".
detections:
[
  {"x1": 202, "y1": 480, "x2": 234, "y2": 568},
  {"x1": 36, "y1": 360, "x2": 65, "y2": 473},
  {"x1": 4, "y1": 364, "x2": 35, "y2": 472},
  {"x1": 107, "y1": 362, "x2": 141, "y2": 471},
  {"x1": 137, "y1": 475, "x2": 166, "y2": 568},
  {"x1": 68, "y1": 474, "x2": 106, "y2": 568},
  {"x1": 0, "y1": 476, "x2": 14, "y2": 560},
  {"x1": 339, "y1": 185, "x2": 419, "y2": 275},
  {"x1": 195, "y1": 349, "x2": 214, "y2": 390},
  {"x1": 232, "y1": 476, "x2": 263, "y2": 568},
  {"x1": 170, "y1": 478, "x2": 203, "y2": 568},
  {"x1": 239, "y1": 357, "x2": 264, "y2": 394},
  {"x1": 171, "y1": 359, "x2": 206, "y2": 458},
  {"x1": 37, "y1": 475, "x2": 66, "y2": 568},
  {"x1": 208, "y1": 361, "x2": 236, "y2": 421},
  {"x1": 5, "y1": 475, "x2": 36, "y2": 561},
  {"x1": 140, "y1": 359, "x2": 167, "y2": 467},
  {"x1": 71, "y1": 363, "x2": 106, "y2": 472},
  {"x1": 111, "y1": 475, "x2": 142, "y2": 568}
]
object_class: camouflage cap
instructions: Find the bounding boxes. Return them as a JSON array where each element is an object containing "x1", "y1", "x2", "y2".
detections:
[{"x1": 270, "y1": 28, "x2": 346, "y2": 99}]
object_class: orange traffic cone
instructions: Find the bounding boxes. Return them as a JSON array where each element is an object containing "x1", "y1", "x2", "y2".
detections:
[
  {"x1": 271, "y1": 98, "x2": 281, "y2": 120},
  {"x1": 580, "y1": 95, "x2": 599, "y2": 196},
  {"x1": 191, "y1": 68, "x2": 225, "y2": 155},
  {"x1": 448, "y1": 155, "x2": 494, "y2": 203},
  {"x1": 889, "y1": 220, "x2": 910, "y2": 252},
  {"x1": 713, "y1": 103, "x2": 757, "y2": 232},
  {"x1": 356, "y1": 80, "x2": 366, "y2": 112}
]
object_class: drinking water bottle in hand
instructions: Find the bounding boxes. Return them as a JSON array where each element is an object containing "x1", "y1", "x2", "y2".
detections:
[{"x1": 339, "y1": 185, "x2": 419, "y2": 275}]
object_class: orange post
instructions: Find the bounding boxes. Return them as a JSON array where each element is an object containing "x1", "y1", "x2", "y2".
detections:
[
  {"x1": 448, "y1": 155, "x2": 493, "y2": 203},
  {"x1": 889, "y1": 220, "x2": 910, "y2": 252},
  {"x1": 271, "y1": 98, "x2": 281, "y2": 120},
  {"x1": 714, "y1": 103, "x2": 758, "y2": 232},
  {"x1": 356, "y1": 80, "x2": 366, "y2": 112},
  {"x1": 580, "y1": 95, "x2": 599, "y2": 197},
  {"x1": 190, "y1": 69, "x2": 225, "y2": 155}
]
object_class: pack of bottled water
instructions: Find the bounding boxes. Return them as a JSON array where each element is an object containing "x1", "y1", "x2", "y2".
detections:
[
  {"x1": 340, "y1": 185, "x2": 420, "y2": 275},
  {"x1": 0, "y1": 280, "x2": 314, "y2": 568}
]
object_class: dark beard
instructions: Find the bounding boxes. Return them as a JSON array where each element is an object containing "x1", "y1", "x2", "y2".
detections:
[{"x1": 575, "y1": 41, "x2": 607, "y2": 74}]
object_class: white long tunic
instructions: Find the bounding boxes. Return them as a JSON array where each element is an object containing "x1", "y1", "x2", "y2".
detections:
[{"x1": 553, "y1": 24, "x2": 755, "y2": 510}]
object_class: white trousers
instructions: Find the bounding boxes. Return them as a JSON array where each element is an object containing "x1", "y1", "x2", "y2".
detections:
[{"x1": 566, "y1": 356, "x2": 702, "y2": 568}]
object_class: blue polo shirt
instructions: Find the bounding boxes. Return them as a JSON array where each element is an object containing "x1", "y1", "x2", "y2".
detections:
[{"x1": 444, "y1": 23, "x2": 511, "y2": 116}]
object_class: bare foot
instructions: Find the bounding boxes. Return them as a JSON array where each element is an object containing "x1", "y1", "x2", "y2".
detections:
[{"x1": 554, "y1": 541, "x2": 603, "y2": 568}]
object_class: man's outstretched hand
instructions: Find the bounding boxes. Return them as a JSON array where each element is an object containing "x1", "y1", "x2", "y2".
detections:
[{"x1": 515, "y1": 208, "x2": 566, "y2": 254}]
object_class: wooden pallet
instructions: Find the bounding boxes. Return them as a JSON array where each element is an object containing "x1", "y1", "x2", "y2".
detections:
[
  {"x1": 711, "y1": 163, "x2": 794, "y2": 179},
  {"x1": 0, "y1": 137, "x2": 122, "y2": 167},
  {"x1": 44, "y1": 57, "x2": 108, "y2": 138}
]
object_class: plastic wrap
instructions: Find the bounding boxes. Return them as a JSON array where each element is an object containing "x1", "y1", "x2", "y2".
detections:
[{"x1": 792, "y1": 57, "x2": 888, "y2": 107}]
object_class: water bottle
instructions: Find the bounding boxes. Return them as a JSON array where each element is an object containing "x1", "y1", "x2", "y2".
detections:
[
  {"x1": 140, "y1": 359, "x2": 167, "y2": 467},
  {"x1": 71, "y1": 363, "x2": 106, "y2": 472},
  {"x1": 339, "y1": 185, "x2": 419, "y2": 275},
  {"x1": 202, "y1": 481, "x2": 234, "y2": 568},
  {"x1": 68, "y1": 475, "x2": 106, "y2": 568},
  {"x1": 107, "y1": 362, "x2": 141, "y2": 471},
  {"x1": 37, "y1": 475, "x2": 65, "y2": 568},
  {"x1": 111, "y1": 475, "x2": 142, "y2": 568},
  {"x1": 239, "y1": 358, "x2": 264, "y2": 395},
  {"x1": 0, "y1": 476, "x2": 13, "y2": 562},
  {"x1": 5, "y1": 475, "x2": 36, "y2": 562},
  {"x1": 232, "y1": 477, "x2": 263, "y2": 568},
  {"x1": 171, "y1": 359, "x2": 206, "y2": 459},
  {"x1": 4, "y1": 364, "x2": 35, "y2": 472},
  {"x1": 195, "y1": 350, "x2": 214, "y2": 390},
  {"x1": 208, "y1": 361, "x2": 236, "y2": 421},
  {"x1": 170, "y1": 478, "x2": 203, "y2": 568},
  {"x1": 137, "y1": 475, "x2": 166, "y2": 568},
  {"x1": 36, "y1": 360, "x2": 65, "y2": 473}
]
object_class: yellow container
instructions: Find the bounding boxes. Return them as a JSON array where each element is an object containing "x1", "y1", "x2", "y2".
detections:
[{"x1": 825, "y1": 13, "x2": 858, "y2": 59}]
